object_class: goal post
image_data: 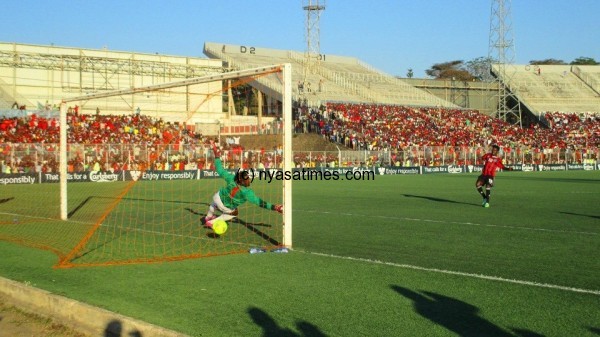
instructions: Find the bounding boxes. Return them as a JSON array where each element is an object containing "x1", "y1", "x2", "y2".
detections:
[
  {"x1": 282, "y1": 63, "x2": 293, "y2": 248},
  {"x1": 51, "y1": 64, "x2": 293, "y2": 267}
]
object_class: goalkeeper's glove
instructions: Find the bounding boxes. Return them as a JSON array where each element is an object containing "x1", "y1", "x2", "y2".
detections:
[{"x1": 273, "y1": 204, "x2": 283, "y2": 213}]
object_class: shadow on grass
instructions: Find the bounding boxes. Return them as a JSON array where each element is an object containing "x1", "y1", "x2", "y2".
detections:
[
  {"x1": 392, "y1": 285, "x2": 544, "y2": 337},
  {"x1": 185, "y1": 208, "x2": 279, "y2": 245},
  {"x1": 234, "y1": 217, "x2": 279, "y2": 245},
  {"x1": 248, "y1": 306, "x2": 327, "y2": 337},
  {"x1": 558, "y1": 211, "x2": 600, "y2": 220},
  {"x1": 402, "y1": 194, "x2": 478, "y2": 207},
  {"x1": 104, "y1": 319, "x2": 142, "y2": 336},
  {"x1": 183, "y1": 206, "x2": 211, "y2": 216},
  {"x1": 68, "y1": 196, "x2": 210, "y2": 219},
  {"x1": 0, "y1": 197, "x2": 14, "y2": 204},
  {"x1": 589, "y1": 327, "x2": 600, "y2": 335},
  {"x1": 68, "y1": 196, "x2": 93, "y2": 218}
]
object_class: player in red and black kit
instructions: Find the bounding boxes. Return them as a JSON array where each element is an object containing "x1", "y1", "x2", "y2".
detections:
[{"x1": 476, "y1": 145, "x2": 513, "y2": 208}]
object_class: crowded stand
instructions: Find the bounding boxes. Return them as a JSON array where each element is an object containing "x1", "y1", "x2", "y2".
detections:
[
  {"x1": 295, "y1": 102, "x2": 599, "y2": 165},
  {"x1": 544, "y1": 111, "x2": 600, "y2": 142},
  {"x1": 1, "y1": 103, "x2": 599, "y2": 173},
  {"x1": 298, "y1": 103, "x2": 600, "y2": 150},
  {"x1": 0, "y1": 110, "x2": 251, "y2": 174}
]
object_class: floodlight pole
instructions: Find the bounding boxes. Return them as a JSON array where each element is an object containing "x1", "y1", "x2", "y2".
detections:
[
  {"x1": 488, "y1": 0, "x2": 522, "y2": 126},
  {"x1": 303, "y1": 0, "x2": 325, "y2": 83}
]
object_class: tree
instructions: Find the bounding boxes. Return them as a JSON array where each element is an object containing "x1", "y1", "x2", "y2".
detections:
[
  {"x1": 464, "y1": 56, "x2": 497, "y2": 82},
  {"x1": 406, "y1": 68, "x2": 414, "y2": 78},
  {"x1": 570, "y1": 57, "x2": 599, "y2": 65},
  {"x1": 529, "y1": 59, "x2": 567, "y2": 65},
  {"x1": 425, "y1": 60, "x2": 475, "y2": 81}
]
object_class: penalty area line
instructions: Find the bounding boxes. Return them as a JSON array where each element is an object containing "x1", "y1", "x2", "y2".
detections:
[{"x1": 300, "y1": 250, "x2": 600, "y2": 296}]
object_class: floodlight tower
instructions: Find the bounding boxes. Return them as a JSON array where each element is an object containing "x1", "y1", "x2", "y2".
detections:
[
  {"x1": 303, "y1": 0, "x2": 325, "y2": 84},
  {"x1": 488, "y1": 0, "x2": 522, "y2": 126}
]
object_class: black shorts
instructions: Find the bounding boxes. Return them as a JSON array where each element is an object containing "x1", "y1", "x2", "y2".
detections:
[{"x1": 477, "y1": 175, "x2": 494, "y2": 187}]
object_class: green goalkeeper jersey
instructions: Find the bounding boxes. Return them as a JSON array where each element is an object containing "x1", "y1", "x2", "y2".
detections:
[{"x1": 215, "y1": 158, "x2": 273, "y2": 210}]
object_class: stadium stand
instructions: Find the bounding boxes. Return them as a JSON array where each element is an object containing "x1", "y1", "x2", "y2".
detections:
[
  {"x1": 1, "y1": 42, "x2": 599, "y2": 171},
  {"x1": 203, "y1": 42, "x2": 459, "y2": 109},
  {"x1": 492, "y1": 64, "x2": 600, "y2": 115},
  {"x1": 0, "y1": 42, "x2": 224, "y2": 123},
  {"x1": 572, "y1": 65, "x2": 600, "y2": 94},
  {"x1": 1, "y1": 103, "x2": 598, "y2": 173},
  {"x1": 295, "y1": 102, "x2": 598, "y2": 154}
]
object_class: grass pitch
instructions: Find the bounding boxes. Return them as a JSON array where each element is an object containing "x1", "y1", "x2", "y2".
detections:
[{"x1": 0, "y1": 170, "x2": 599, "y2": 336}]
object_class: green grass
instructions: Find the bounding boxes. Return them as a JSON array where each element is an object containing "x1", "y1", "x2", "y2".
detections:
[
  {"x1": 1, "y1": 171, "x2": 599, "y2": 336},
  {"x1": 0, "y1": 178, "x2": 284, "y2": 266}
]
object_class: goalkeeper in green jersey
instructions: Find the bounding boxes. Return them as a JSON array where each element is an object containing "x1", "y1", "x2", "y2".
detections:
[{"x1": 202, "y1": 143, "x2": 283, "y2": 229}]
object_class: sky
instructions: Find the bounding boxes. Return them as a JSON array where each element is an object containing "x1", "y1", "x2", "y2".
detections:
[{"x1": 1, "y1": 0, "x2": 598, "y2": 78}]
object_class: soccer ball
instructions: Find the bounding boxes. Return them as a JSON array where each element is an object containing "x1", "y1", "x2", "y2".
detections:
[{"x1": 212, "y1": 219, "x2": 228, "y2": 235}]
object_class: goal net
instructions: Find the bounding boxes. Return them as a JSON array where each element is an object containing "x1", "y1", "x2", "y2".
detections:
[{"x1": 0, "y1": 64, "x2": 292, "y2": 268}]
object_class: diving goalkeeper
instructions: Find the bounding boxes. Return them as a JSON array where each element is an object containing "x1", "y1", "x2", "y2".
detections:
[{"x1": 202, "y1": 143, "x2": 283, "y2": 229}]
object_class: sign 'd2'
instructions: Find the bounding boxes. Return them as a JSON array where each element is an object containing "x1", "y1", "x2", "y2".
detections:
[{"x1": 240, "y1": 46, "x2": 256, "y2": 54}]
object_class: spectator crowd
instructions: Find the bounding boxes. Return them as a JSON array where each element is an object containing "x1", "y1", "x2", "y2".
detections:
[
  {"x1": 295, "y1": 103, "x2": 599, "y2": 151},
  {"x1": 1, "y1": 102, "x2": 599, "y2": 173}
]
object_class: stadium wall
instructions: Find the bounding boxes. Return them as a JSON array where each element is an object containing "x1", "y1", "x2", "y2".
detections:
[{"x1": 403, "y1": 78, "x2": 499, "y2": 116}]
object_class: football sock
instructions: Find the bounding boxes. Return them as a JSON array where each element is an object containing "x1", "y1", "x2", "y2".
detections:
[
  {"x1": 207, "y1": 204, "x2": 216, "y2": 217},
  {"x1": 214, "y1": 214, "x2": 236, "y2": 222},
  {"x1": 477, "y1": 186, "x2": 486, "y2": 198},
  {"x1": 485, "y1": 188, "x2": 491, "y2": 201}
]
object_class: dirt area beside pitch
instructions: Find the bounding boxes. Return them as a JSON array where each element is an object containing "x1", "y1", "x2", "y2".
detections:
[{"x1": 0, "y1": 293, "x2": 90, "y2": 337}]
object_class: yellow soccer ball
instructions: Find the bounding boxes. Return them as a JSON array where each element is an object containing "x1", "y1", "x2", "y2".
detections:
[{"x1": 212, "y1": 219, "x2": 228, "y2": 235}]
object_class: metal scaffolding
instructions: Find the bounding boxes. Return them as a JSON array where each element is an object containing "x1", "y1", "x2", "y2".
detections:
[
  {"x1": 0, "y1": 49, "x2": 222, "y2": 86},
  {"x1": 302, "y1": 0, "x2": 325, "y2": 83},
  {"x1": 488, "y1": 0, "x2": 522, "y2": 126}
]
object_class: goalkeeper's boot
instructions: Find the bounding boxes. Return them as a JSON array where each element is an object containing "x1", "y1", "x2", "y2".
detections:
[{"x1": 202, "y1": 215, "x2": 216, "y2": 228}]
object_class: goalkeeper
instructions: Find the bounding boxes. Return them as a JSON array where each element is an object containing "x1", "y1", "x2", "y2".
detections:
[{"x1": 202, "y1": 143, "x2": 283, "y2": 229}]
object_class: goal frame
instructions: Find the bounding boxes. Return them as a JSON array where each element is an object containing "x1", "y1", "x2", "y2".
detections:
[{"x1": 59, "y1": 63, "x2": 293, "y2": 248}]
